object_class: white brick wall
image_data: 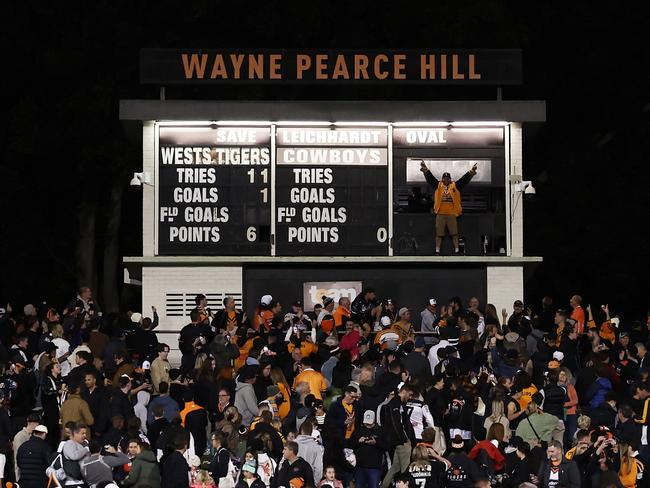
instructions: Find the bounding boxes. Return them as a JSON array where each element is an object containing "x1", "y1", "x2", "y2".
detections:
[
  {"x1": 510, "y1": 123, "x2": 524, "y2": 257},
  {"x1": 142, "y1": 266, "x2": 243, "y2": 365},
  {"x1": 486, "y1": 266, "x2": 523, "y2": 318},
  {"x1": 143, "y1": 121, "x2": 156, "y2": 257}
]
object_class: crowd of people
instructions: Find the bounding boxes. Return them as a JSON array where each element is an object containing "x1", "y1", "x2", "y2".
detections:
[{"x1": 0, "y1": 287, "x2": 650, "y2": 488}]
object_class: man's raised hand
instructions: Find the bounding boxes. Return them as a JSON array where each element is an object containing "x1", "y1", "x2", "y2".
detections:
[{"x1": 420, "y1": 161, "x2": 429, "y2": 173}]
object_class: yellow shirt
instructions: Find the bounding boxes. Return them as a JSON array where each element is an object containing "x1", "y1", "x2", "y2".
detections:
[
  {"x1": 343, "y1": 401, "x2": 355, "y2": 439},
  {"x1": 293, "y1": 368, "x2": 327, "y2": 400}
]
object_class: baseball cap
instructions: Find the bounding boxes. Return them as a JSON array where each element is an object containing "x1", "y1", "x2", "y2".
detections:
[
  {"x1": 611, "y1": 317, "x2": 621, "y2": 328},
  {"x1": 141, "y1": 360, "x2": 151, "y2": 370},
  {"x1": 380, "y1": 316, "x2": 392, "y2": 327},
  {"x1": 451, "y1": 434, "x2": 464, "y2": 448},
  {"x1": 323, "y1": 296, "x2": 334, "y2": 307},
  {"x1": 552, "y1": 351, "x2": 564, "y2": 362},
  {"x1": 261, "y1": 295, "x2": 273, "y2": 306},
  {"x1": 34, "y1": 425, "x2": 48, "y2": 434},
  {"x1": 398, "y1": 307, "x2": 409, "y2": 317},
  {"x1": 442, "y1": 172, "x2": 451, "y2": 179},
  {"x1": 130, "y1": 312, "x2": 142, "y2": 323},
  {"x1": 119, "y1": 375, "x2": 132, "y2": 386},
  {"x1": 514, "y1": 300, "x2": 524, "y2": 307},
  {"x1": 429, "y1": 298, "x2": 437, "y2": 306},
  {"x1": 363, "y1": 410, "x2": 375, "y2": 424}
]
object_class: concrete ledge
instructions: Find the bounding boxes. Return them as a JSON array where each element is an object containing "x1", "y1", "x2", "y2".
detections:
[
  {"x1": 124, "y1": 255, "x2": 542, "y2": 265},
  {"x1": 119, "y1": 99, "x2": 546, "y2": 122}
]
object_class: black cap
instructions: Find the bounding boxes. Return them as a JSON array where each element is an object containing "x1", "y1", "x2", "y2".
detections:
[
  {"x1": 442, "y1": 172, "x2": 451, "y2": 179},
  {"x1": 514, "y1": 300, "x2": 524, "y2": 306},
  {"x1": 323, "y1": 296, "x2": 334, "y2": 307}
]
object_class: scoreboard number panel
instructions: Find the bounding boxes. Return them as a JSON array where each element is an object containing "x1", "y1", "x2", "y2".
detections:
[
  {"x1": 157, "y1": 125, "x2": 272, "y2": 255},
  {"x1": 275, "y1": 126, "x2": 390, "y2": 256}
]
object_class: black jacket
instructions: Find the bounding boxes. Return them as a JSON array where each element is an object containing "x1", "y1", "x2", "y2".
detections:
[
  {"x1": 275, "y1": 457, "x2": 315, "y2": 488},
  {"x1": 384, "y1": 396, "x2": 415, "y2": 448},
  {"x1": 110, "y1": 388, "x2": 134, "y2": 421},
  {"x1": 541, "y1": 383, "x2": 567, "y2": 419},
  {"x1": 83, "y1": 386, "x2": 110, "y2": 435},
  {"x1": 162, "y1": 450, "x2": 190, "y2": 488},
  {"x1": 17, "y1": 435, "x2": 53, "y2": 488},
  {"x1": 536, "y1": 458, "x2": 580, "y2": 488},
  {"x1": 350, "y1": 424, "x2": 387, "y2": 469},
  {"x1": 209, "y1": 447, "x2": 231, "y2": 480},
  {"x1": 185, "y1": 408, "x2": 208, "y2": 456}
]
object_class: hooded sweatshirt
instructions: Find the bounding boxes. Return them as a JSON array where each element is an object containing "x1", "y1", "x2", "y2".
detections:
[
  {"x1": 234, "y1": 381, "x2": 259, "y2": 427},
  {"x1": 296, "y1": 434, "x2": 324, "y2": 483},
  {"x1": 134, "y1": 391, "x2": 151, "y2": 434},
  {"x1": 123, "y1": 449, "x2": 162, "y2": 487}
]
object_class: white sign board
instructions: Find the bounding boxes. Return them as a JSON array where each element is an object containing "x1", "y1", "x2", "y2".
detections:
[{"x1": 303, "y1": 281, "x2": 362, "y2": 311}]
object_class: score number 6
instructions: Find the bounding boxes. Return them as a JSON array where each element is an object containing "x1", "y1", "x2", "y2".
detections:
[{"x1": 246, "y1": 227, "x2": 257, "y2": 242}]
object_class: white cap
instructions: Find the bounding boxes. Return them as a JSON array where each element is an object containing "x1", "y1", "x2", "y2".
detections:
[
  {"x1": 429, "y1": 298, "x2": 437, "y2": 306},
  {"x1": 363, "y1": 410, "x2": 375, "y2": 424},
  {"x1": 611, "y1": 317, "x2": 620, "y2": 328},
  {"x1": 398, "y1": 307, "x2": 409, "y2": 317},
  {"x1": 34, "y1": 424, "x2": 48, "y2": 434},
  {"x1": 188, "y1": 454, "x2": 201, "y2": 467},
  {"x1": 141, "y1": 360, "x2": 151, "y2": 370},
  {"x1": 380, "y1": 316, "x2": 392, "y2": 327},
  {"x1": 552, "y1": 351, "x2": 564, "y2": 361},
  {"x1": 261, "y1": 294, "x2": 273, "y2": 306},
  {"x1": 130, "y1": 312, "x2": 142, "y2": 323}
]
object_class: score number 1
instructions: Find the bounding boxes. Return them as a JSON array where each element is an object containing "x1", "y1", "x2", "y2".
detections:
[{"x1": 247, "y1": 168, "x2": 269, "y2": 203}]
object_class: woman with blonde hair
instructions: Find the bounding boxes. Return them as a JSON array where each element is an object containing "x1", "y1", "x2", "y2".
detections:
[
  {"x1": 408, "y1": 445, "x2": 449, "y2": 487},
  {"x1": 558, "y1": 367, "x2": 579, "y2": 446},
  {"x1": 484, "y1": 399, "x2": 511, "y2": 441},
  {"x1": 618, "y1": 440, "x2": 645, "y2": 487}
]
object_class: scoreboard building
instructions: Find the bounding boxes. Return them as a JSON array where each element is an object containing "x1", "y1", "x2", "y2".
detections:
[{"x1": 121, "y1": 50, "x2": 545, "y2": 355}]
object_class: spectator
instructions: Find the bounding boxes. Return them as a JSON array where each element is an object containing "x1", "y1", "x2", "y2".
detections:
[
  {"x1": 381, "y1": 384, "x2": 415, "y2": 488},
  {"x1": 79, "y1": 439, "x2": 129, "y2": 487},
  {"x1": 123, "y1": 441, "x2": 161, "y2": 487},
  {"x1": 235, "y1": 365, "x2": 260, "y2": 427},
  {"x1": 292, "y1": 356, "x2": 328, "y2": 401},
  {"x1": 295, "y1": 420, "x2": 324, "y2": 483},
  {"x1": 16, "y1": 424, "x2": 52, "y2": 488},
  {"x1": 150, "y1": 343, "x2": 172, "y2": 394},
  {"x1": 83, "y1": 372, "x2": 110, "y2": 438},
  {"x1": 276, "y1": 441, "x2": 315, "y2": 488},
  {"x1": 61, "y1": 423, "x2": 90, "y2": 487},
  {"x1": 534, "y1": 440, "x2": 580, "y2": 488},
  {"x1": 147, "y1": 381, "x2": 180, "y2": 423},
  {"x1": 60, "y1": 383, "x2": 95, "y2": 428},
  {"x1": 161, "y1": 433, "x2": 190, "y2": 488},
  {"x1": 351, "y1": 410, "x2": 387, "y2": 488}
]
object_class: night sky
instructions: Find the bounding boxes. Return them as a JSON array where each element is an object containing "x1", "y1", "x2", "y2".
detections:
[{"x1": 1, "y1": 2, "x2": 647, "y2": 320}]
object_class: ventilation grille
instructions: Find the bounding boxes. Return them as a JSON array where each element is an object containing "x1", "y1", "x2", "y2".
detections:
[{"x1": 165, "y1": 292, "x2": 243, "y2": 317}]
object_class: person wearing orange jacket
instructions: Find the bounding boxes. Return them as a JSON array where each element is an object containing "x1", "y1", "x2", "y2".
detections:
[{"x1": 420, "y1": 161, "x2": 477, "y2": 255}]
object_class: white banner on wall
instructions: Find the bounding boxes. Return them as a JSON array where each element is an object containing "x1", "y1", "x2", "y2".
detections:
[{"x1": 303, "y1": 281, "x2": 362, "y2": 311}]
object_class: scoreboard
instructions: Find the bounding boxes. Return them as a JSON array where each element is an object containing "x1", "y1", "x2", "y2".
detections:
[{"x1": 155, "y1": 123, "x2": 504, "y2": 256}]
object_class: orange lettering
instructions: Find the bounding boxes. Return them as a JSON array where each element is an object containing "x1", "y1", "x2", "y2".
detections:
[
  {"x1": 374, "y1": 54, "x2": 389, "y2": 80},
  {"x1": 420, "y1": 54, "x2": 435, "y2": 79},
  {"x1": 332, "y1": 55, "x2": 350, "y2": 79},
  {"x1": 269, "y1": 54, "x2": 282, "y2": 79},
  {"x1": 469, "y1": 54, "x2": 481, "y2": 80},
  {"x1": 440, "y1": 54, "x2": 447, "y2": 79},
  {"x1": 229, "y1": 54, "x2": 245, "y2": 79},
  {"x1": 354, "y1": 55, "x2": 370, "y2": 79},
  {"x1": 296, "y1": 54, "x2": 311, "y2": 79},
  {"x1": 248, "y1": 54, "x2": 264, "y2": 79},
  {"x1": 393, "y1": 54, "x2": 406, "y2": 79},
  {"x1": 210, "y1": 54, "x2": 228, "y2": 79},
  {"x1": 452, "y1": 54, "x2": 464, "y2": 80},
  {"x1": 315, "y1": 54, "x2": 328, "y2": 79},
  {"x1": 181, "y1": 53, "x2": 208, "y2": 79}
]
